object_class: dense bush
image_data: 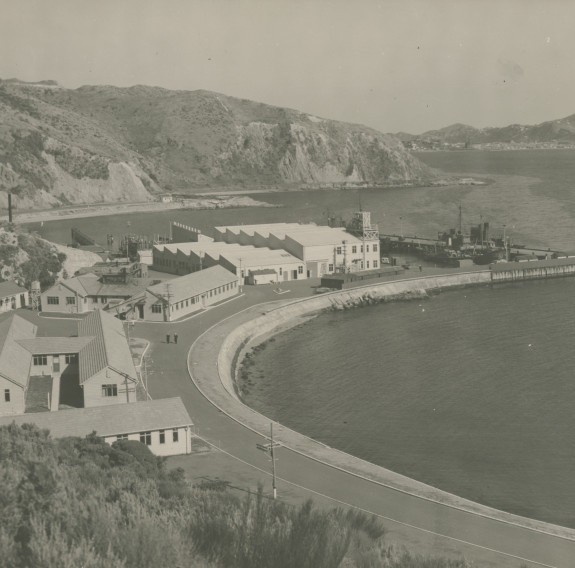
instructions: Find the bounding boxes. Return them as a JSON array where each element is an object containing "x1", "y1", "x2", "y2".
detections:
[
  {"x1": 0, "y1": 424, "x2": 473, "y2": 568},
  {"x1": 16, "y1": 231, "x2": 66, "y2": 290}
]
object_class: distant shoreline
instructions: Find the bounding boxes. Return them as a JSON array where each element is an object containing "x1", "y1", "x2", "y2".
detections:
[{"x1": 1, "y1": 195, "x2": 281, "y2": 225}]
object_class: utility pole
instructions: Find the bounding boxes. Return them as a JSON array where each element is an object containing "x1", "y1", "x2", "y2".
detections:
[
  {"x1": 270, "y1": 423, "x2": 277, "y2": 499},
  {"x1": 165, "y1": 283, "x2": 173, "y2": 322},
  {"x1": 256, "y1": 422, "x2": 280, "y2": 499},
  {"x1": 124, "y1": 321, "x2": 135, "y2": 403},
  {"x1": 238, "y1": 258, "x2": 243, "y2": 292}
]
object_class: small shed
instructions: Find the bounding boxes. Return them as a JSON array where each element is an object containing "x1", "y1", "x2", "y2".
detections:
[
  {"x1": 247, "y1": 269, "x2": 277, "y2": 285},
  {"x1": 320, "y1": 266, "x2": 405, "y2": 290}
]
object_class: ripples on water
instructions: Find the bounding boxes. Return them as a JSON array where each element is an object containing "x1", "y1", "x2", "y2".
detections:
[{"x1": 242, "y1": 279, "x2": 575, "y2": 528}]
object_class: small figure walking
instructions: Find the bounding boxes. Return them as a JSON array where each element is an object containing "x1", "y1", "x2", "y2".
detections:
[
  {"x1": 166, "y1": 333, "x2": 170, "y2": 344},
  {"x1": 174, "y1": 332, "x2": 178, "y2": 345}
]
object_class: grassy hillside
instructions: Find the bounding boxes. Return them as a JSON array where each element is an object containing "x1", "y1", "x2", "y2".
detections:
[
  {"x1": 0, "y1": 424, "x2": 474, "y2": 568},
  {"x1": 0, "y1": 80, "x2": 437, "y2": 211}
]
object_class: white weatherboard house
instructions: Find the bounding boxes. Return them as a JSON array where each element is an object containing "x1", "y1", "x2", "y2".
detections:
[
  {"x1": 129, "y1": 265, "x2": 240, "y2": 322},
  {"x1": 0, "y1": 310, "x2": 139, "y2": 417},
  {"x1": 40, "y1": 273, "x2": 147, "y2": 314},
  {"x1": 0, "y1": 397, "x2": 193, "y2": 456}
]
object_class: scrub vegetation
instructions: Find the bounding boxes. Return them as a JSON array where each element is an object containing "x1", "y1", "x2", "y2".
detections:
[
  {"x1": 0, "y1": 423, "x2": 474, "y2": 567},
  {"x1": 0, "y1": 222, "x2": 65, "y2": 289}
]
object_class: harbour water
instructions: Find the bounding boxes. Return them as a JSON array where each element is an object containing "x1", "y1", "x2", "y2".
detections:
[
  {"x1": 241, "y1": 279, "x2": 575, "y2": 528},
  {"x1": 29, "y1": 149, "x2": 575, "y2": 527}
]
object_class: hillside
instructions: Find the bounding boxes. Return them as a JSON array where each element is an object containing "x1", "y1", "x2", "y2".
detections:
[
  {"x1": 0, "y1": 423, "x2": 472, "y2": 568},
  {"x1": 0, "y1": 80, "x2": 437, "y2": 211},
  {"x1": 0, "y1": 222, "x2": 69, "y2": 289},
  {"x1": 398, "y1": 114, "x2": 575, "y2": 149}
]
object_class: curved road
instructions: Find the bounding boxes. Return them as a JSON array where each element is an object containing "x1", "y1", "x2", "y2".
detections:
[{"x1": 133, "y1": 279, "x2": 575, "y2": 568}]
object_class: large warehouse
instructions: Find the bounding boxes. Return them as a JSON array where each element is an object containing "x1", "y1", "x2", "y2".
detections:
[
  {"x1": 152, "y1": 242, "x2": 305, "y2": 283},
  {"x1": 213, "y1": 212, "x2": 380, "y2": 278}
]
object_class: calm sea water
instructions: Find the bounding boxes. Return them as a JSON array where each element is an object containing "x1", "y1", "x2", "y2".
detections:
[
  {"x1": 242, "y1": 280, "x2": 575, "y2": 527},
  {"x1": 29, "y1": 149, "x2": 575, "y2": 252},
  {"x1": 30, "y1": 150, "x2": 575, "y2": 526}
]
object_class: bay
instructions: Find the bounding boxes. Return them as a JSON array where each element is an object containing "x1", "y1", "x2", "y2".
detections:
[{"x1": 27, "y1": 149, "x2": 575, "y2": 527}]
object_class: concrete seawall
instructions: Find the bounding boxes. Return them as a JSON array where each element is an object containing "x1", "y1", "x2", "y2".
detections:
[{"x1": 219, "y1": 270, "x2": 491, "y2": 400}]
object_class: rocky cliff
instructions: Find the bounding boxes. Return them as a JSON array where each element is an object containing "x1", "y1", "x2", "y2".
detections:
[{"x1": 0, "y1": 80, "x2": 437, "y2": 210}]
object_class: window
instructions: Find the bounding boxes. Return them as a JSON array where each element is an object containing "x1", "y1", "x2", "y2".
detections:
[
  {"x1": 366, "y1": 261, "x2": 370, "y2": 268},
  {"x1": 172, "y1": 429, "x2": 179, "y2": 443},
  {"x1": 186, "y1": 300, "x2": 189, "y2": 306},
  {"x1": 360, "y1": 245, "x2": 364, "y2": 253},
  {"x1": 373, "y1": 244, "x2": 378, "y2": 252},
  {"x1": 159, "y1": 430, "x2": 165, "y2": 444},
  {"x1": 140, "y1": 432, "x2": 152, "y2": 445},
  {"x1": 100, "y1": 296, "x2": 107, "y2": 303},
  {"x1": 298, "y1": 265, "x2": 303, "y2": 274},
  {"x1": 279, "y1": 268, "x2": 282, "y2": 275},
  {"x1": 373, "y1": 260, "x2": 378, "y2": 268},
  {"x1": 65, "y1": 354, "x2": 78, "y2": 364},
  {"x1": 336, "y1": 246, "x2": 342, "y2": 255},
  {"x1": 116, "y1": 434, "x2": 128, "y2": 441},
  {"x1": 352, "y1": 245, "x2": 357, "y2": 254},
  {"x1": 328, "y1": 264, "x2": 334, "y2": 272},
  {"x1": 101, "y1": 384, "x2": 118, "y2": 397},
  {"x1": 151, "y1": 304, "x2": 162, "y2": 314},
  {"x1": 4, "y1": 389, "x2": 10, "y2": 402},
  {"x1": 366, "y1": 245, "x2": 370, "y2": 252},
  {"x1": 47, "y1": 297, "x2": 59, "y2": 305},
  {"x1": 33, "y1": 355, "x2": 48, "y2": 366},
  {"x1": 66, "y1": 296, "x2": 76, "y2": 305}
]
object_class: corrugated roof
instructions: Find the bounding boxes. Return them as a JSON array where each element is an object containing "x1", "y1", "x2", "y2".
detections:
[
  {"x1": 77, "y1": 310, "x2": 137, "y2": 385},
  {"x1": 0, "y1": 397, "x2": 193, "y2": 438},
  {"x1": 156, "y1": 242, "x2": 247, "y2": 256},
  {"x1": 0, "y1": 315, "x2": 37, "y2": 387},
  {"x1": 17, "y1": 337, "x2": 94, "y2": 355},
  {"x1": 48, "y1": 274, "x2": 147, "y2": 299},
  {"x1": 284, "y1": 227, "x2": 362, "y2": 246},
  {"x1": 219, "y1": 247, "x2": 302, "y2": 266},
  {"x1": 147, "y1": 266, "x2": 238, "y2": 304},
  {"x1": 214, "y1": 223, "x2": 315, "y2": 237},
  {"x1": 0, "y1": 281, "x2": 27, "y2": 298}
]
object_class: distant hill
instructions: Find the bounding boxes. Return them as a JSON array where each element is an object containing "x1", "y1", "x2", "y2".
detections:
[
  {"x1": 0, "y1": 79, "x2": 437, "y2": 211},
  {"x1": 396, "y1": 115, "x2": 575, "y2": 148}
]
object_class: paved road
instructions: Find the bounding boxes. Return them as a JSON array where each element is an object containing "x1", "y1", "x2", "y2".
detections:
[{"x1": 131, "y1": 276, "x2": 575, "y2": 568}]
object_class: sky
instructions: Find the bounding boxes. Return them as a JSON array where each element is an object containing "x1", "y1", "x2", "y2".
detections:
[{"x1": 2, "y1": 0, "x2": 574, "y2": 134}]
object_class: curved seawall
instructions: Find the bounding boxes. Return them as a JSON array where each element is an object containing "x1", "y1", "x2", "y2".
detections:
[{"x1": 193, "y1": 270, "x2": 575, "y2": 541}]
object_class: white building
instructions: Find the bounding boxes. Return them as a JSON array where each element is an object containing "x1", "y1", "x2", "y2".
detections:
[
  {"x1": 0, "y1": 281, "x2": 28, "y2": 312},
  {"x1": 152, "y1": 242, "x2": 305, "y2": 283},
  {"x1": 0, "y1": 310, "x2": 139, "y2": 417},
  {"x1": 213, "y1": 213, "x2": 380, "y2": 278},
  {"x1": 130, "y1": 265, "x2": 240, "y2": 322},
  {"x1": 0, "y1": 397, "x2": 193, "y2": 457}
]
